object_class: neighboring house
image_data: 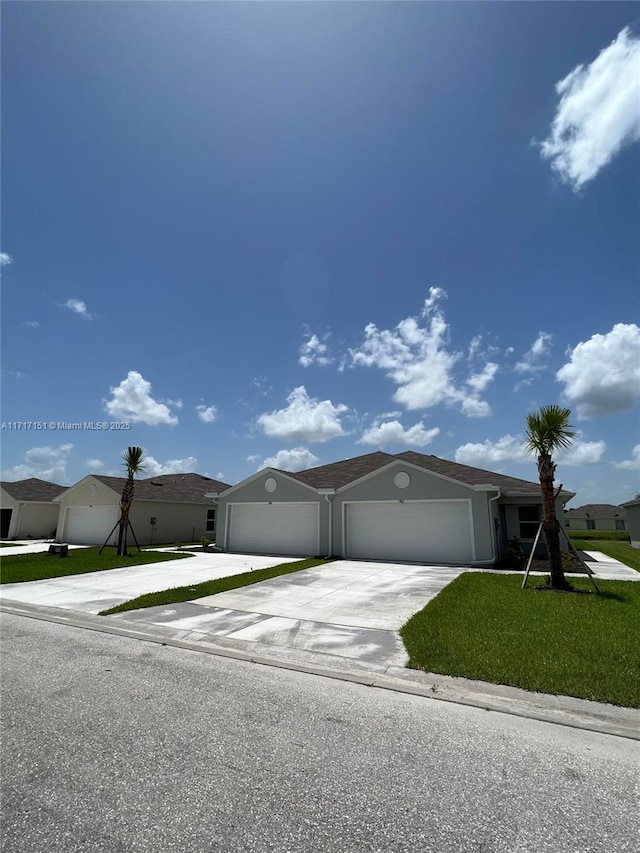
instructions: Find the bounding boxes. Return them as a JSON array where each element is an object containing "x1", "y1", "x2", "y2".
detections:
[
  {"x1": 54, "y1": 473, "x2": 231, "y2": 546},
  {"x1": 0, "y1": 478, "x2": 64, "y2": 540},
  {"x1": 564, "y1": 504, "x2": 627, "y2": 532},
  {"x1": 621, "y1": 498, "x2": 640, "y2": 548},
  {"x1": 215, "y1": 451, "x2": 572, "y2": 565}
]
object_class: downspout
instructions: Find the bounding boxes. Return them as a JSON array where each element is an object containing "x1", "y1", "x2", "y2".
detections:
[{"x1": 472, "y1": 488, "x2": 501, "y2": 566}]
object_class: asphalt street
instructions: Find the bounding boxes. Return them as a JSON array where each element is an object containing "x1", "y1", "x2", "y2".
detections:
[{"x1": 2, "y1": 614, "x2": 639, "y2": 853}]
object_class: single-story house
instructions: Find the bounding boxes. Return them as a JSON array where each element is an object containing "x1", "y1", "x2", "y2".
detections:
[
  {"x1": 54, "y1": 473, "x2": 231, "y2": 546},
  {"x1": 620, "y1": 498, "x2": 640, "y2": 548},
  {"x1": 564, "y1": 504, "x2": 627, "y2": 532},
  {"x1": 215, "y1": 451, "x2": 572, "y2": 565},
  {"x1": 0, "y1": 478, "x2": 64, "y2": 540}
]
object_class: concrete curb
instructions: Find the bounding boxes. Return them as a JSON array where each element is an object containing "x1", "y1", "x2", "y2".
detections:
[{"x1": 2, "y1": 598, "x2": 639, "y2": 742}]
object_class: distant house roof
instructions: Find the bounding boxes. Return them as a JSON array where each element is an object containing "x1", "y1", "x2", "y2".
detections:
[
  {"x1": 0, "y1": 478, "x2": 65, "y2": 502},
  {"x1": 283, "y1": 451, "x2": 553, "y2": 497},
  {"x1": 565, "y1": 503, "x2": 626, "y2": 519},
  {"x1": 90, "y1": 473, "x2": 231, "y2": 504}
]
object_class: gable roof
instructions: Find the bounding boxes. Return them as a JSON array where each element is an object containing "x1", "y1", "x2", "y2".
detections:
[
  {"x1": 91, "y1": 473, "x2": 231, "y2": 504},
  {"x1": 283, "y1": 451, "x2": 553, "y2": 496},
  {"x1": 565, "y1": 503, "x2": 626, "y2": 519},
  {"x1": 0, "y1": 478, "x2": 65, "y2": 502}
]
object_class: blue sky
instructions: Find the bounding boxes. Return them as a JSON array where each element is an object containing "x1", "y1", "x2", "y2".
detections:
[{"x1": 2, "y1": 2, "x2": 639, "y2": 506}]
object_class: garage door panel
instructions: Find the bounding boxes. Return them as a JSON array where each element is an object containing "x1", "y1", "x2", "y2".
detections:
[
  {"x1": 228, "y1": 503, "x2": 318, "y2": 556},
  {"x1": 346, "y1": 501, "x2": 473, "y2": 564},
  {"x1": 65, "y1": 506, "x2": 119, "y2": 545}
]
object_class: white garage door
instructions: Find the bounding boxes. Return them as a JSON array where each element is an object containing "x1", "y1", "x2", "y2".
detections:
[
  {"x1": 345, "y1": 500, "x2": 473, "y2": 564},
  {"x1": 64, "y1": 506, "x2": 119, "y2": 545},
  {"x1": 228, "y1": 503, "x2": 319, "y2": 556}
]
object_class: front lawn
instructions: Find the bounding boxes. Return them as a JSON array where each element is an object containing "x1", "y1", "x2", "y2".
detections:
[
  {"x1": 100, "y1": 557, "x2": 329, "y2": 615},
  {"x1": 0, "y1": 546, "x2": 188, "y2": 585},
  {"x1": 401, "y1": 572, "x2": 640, "y2": 708},
  {"x1": 572, "y1": 539, "x2": 640, "y2": 572}
]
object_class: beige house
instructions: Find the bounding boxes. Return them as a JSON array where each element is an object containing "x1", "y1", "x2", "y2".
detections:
[
  {"x1": 54, "y1": 473, "x2": 230, "y2": 546},
  {"x1": 564, "y1": 504, "x2": 627, "y2": 532},
  {"x1": 0, "y1": 478, "x2": 64, "y2": 540}
]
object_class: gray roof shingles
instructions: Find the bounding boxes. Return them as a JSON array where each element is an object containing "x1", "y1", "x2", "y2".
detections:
[
  {"x1": 284, "y1": 451, "x2": 546, "y2": 495},
  {"x1": 565, "y1": 504, "x2": 626, "y2": 519},
  {"x1": 0, "y1": 478, "x2": 66, "y2": 502},
  {"x1": 91, "y1": 473, "x2": 231, "y2": 504}
]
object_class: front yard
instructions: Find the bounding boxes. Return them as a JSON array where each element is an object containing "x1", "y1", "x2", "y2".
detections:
[
  {"x1": 401, "y1": 573, "x2": 640, "y2": 708},
  {"x1": 0, "y1": 546, "x2": 188, "y2": 584}
]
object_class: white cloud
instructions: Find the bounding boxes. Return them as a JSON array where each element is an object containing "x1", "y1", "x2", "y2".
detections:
[
  {"x1": 299, "y1": 333, "x2": 333, "y2": 367},
  {"x1": 258, "y1": 447, "x2": 321, "y2": 472},
  {"x1": 615, "y1": 444, "x2": 640, "y2": 471},
  {"x1": 143, "y1": 455, "x2": 198, "y2": 476},
  {"x1": 257, "y1": 386, "x2": 348, "y2": 442},
  {"x1": 556, "y1": 324, "x2": 640, "y2": 418},
  {"x1": 557, "y1": 440, "x2": 606, "y2": 466},
  {"x1": 1, "y1": 443, "x2": 73, "y2": 483},
  {"x1": 22, "y1": 321, "x2": 39, "y2": 328},
  {"x1": 104, "y1": 371, "x2": 179, "y2": 425},
  {"x1": 359, "y1": 420, "x2": 440, "y2": 448},
  {"x1": 215, "y1": 472, "x2": 226, "y2": 481},
  {"x1": 86, "y1": 458, "x2": 104, "y2": 470},
  {"x1": 515, "y1": 332, "x2": 552, "y2": 374},
  {"x1": 0, "y1": 252, "x2": 12, "y2": 266},
  {"x1": 539, "y1": 26, "x2": 640, "y2": 190},
  {"x1": 349, "y1": 288, "x2": 497, "y2": 417},
  {"x1": 245, "y1": 454, "x2": 261, "y2": 465},
  {"x1": 455, "y1": 435, "x2": 529, "y2": 467},
  {"x1": 454, "y1": 433, "x2": 606, "y2": 468},
  {"x1": 63, "y1": 299, "x2": 92, "y2": 319},
  {"x1": 196, "y1": 404, "x2": 217, "y2": 423}
]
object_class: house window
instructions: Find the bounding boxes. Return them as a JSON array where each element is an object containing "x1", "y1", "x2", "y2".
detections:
[
  {"x1": 518, "y1": 506, "x2": 540, "y2": 540},
  {"x1": 206, "y1": 509, "x2": 216, "y2": 533},
  {"x1": 586, "y1": 519, "x2": 596, "y2": 530},
  {"x1": 615, "y1": 520, "x2": 625, "y2": 531},
  {"x1": 565, "y1": 520, "x2": 570, "y2": 528}
]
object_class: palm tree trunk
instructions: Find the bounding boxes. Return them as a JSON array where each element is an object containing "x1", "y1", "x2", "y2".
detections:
[
  {"x1": 538, "y1": 453, "x2": 569, "y2": 590},
  {"x1": 117, "y1": 476, "x2": 134, "y2": 557}
]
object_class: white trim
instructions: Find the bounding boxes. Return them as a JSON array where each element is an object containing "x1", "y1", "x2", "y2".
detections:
[
  {"x1": 336, "y1": 458, "x2": 480, "y2": 495},
  {"x1": 216, "y1": 468, "x2": 319, "y2": 499}
]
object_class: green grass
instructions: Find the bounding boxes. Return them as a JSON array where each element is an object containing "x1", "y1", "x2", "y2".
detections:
[
  {"x1": 401, "y1": 573, "x2": 640, "y2": 707},
  {"x1": 567, "y1": 529, "x2": 629, "y2": 542},
  {"x1": 573, "y1": 539, "x2": 640, "y2": 572},
  {"x1": 0, "y1": 546, "x2": 188, "y2": 584},
  {"x1": 100, "y1": 557, "x2": 329, "y2": 615}
]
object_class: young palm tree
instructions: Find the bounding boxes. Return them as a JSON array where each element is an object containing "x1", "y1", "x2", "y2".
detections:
[
  {"x1": 116, "y1": 446, "x2": 146, "y2": 557},
  {"x1": 525, "y1": 405, "x2": 576, "y2": 590}
]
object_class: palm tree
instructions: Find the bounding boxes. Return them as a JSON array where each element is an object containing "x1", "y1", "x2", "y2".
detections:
[
  {"x1": 116, "y1": 446, "x2": 146, "y2": 557},
  {"x1": 525, "y1": 405, "x2": 576, "y2": 590}
]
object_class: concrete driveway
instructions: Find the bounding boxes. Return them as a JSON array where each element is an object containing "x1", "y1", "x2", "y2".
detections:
[
  {"x1": 112, "y1": 560, "x2": 466, "y2": 667},
  {"x1": 0, "y1": 550, "x2": 300, "y2": 614},
  {"x1": 1, "y1": 548, "x2": 466, "y2": 667}
]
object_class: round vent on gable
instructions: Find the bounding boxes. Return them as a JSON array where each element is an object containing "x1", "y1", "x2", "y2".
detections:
[
  {"x1": 89, "y1": 484, "x2": 97, "y2": 497},
  {"x1": 265, "y1": 477, "x2": 277, "y2": 493},
  {"x1": 394, "y1": 471, "x2": 411, "y2": 489}
]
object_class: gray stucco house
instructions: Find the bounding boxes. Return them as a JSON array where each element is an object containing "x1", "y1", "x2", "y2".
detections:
[
  {"x1": 564, "y1": 503, "x2": 627, "y2": 532},
  {"x1": 0, "y1": 478, "x2": 64, "y2": 539},
  {"x1": 621, "y1": 498, "x2": 640, "y2": 548},
  {"x1": 215, "y1": 451, "x2": 572, "y2": 565},
  {"x1": 54, "y1": 473, "x2": 231, "y2": 546}
]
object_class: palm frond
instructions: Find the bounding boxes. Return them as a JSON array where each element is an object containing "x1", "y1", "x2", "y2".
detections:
[
  {"x1": 525, "y1": 405, "x2": 576, "y2": 456},
  {"x1": 121, "y1": 446, "x2": 146, "y2": 477}
]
